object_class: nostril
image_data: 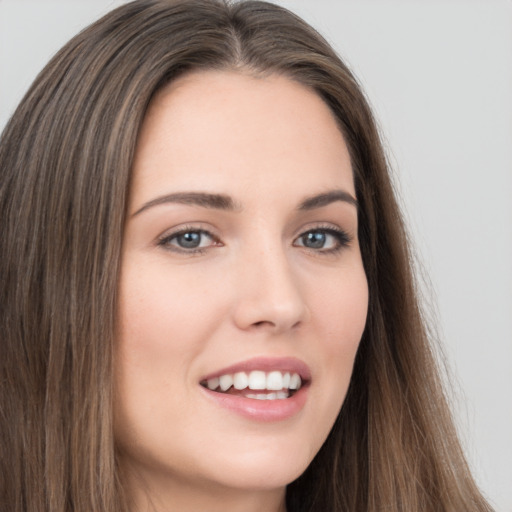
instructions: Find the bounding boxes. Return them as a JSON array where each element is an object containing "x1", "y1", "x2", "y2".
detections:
[{"x1": 249, "y1": 319, "x2": 302, "y2": 331}]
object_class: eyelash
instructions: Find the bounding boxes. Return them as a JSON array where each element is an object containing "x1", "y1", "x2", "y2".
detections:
[
  {"x1": 293, "y1": 226, "x2": 351, "y2": 254},
  {"x1": 157, "y1": 225, "x2": 220, "y2": 255},
  {"x1": 157, "y1": 225, "x2": 352, "y2": 255}
]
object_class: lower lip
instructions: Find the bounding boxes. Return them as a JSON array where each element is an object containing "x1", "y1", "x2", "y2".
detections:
[{"x1": 200, "y1": 385, "x2": 308, "y2": 422}]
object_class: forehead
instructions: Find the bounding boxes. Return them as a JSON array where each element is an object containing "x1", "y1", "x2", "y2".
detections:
[{"x1": 130, "y1": 70, "x2": 354, "y2": 209}]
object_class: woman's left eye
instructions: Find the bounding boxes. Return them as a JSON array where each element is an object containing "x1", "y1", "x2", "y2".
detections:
[
  {"x1": 294, "y1": 228, "x2": 350, "y2": 252},
  {"x1": 158, "y1": 229, "x2": 218, "y2": 252}
]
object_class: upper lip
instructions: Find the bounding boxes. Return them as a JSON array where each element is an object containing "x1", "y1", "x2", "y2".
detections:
[{"x1": 200, "y1": 356, "x2": 311, "y2": 382}]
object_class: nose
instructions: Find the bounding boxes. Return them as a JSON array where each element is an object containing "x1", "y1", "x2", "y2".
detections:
[{"x1": 232, "y1": 244, "x2": 309, "y2": 334}]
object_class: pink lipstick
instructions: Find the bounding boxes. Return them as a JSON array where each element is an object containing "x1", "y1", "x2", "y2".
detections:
[{"x1": 199, "y1": 357, "x2": 310, "y2": 422}]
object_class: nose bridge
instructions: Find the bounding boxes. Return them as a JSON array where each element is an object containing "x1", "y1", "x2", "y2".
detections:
[{"x1": 232, "y1": 230, "x2": 308, "y2": 332}]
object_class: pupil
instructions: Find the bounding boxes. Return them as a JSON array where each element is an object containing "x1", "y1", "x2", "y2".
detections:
[
  {"x1": 178, "y1": 232, "x2": 201, "y2": 248},
  {"x1": 304, "y1": 232, "x2": 325, "y2": 249}
]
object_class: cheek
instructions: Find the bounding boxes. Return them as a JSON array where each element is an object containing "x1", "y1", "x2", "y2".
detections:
[
  {"x1": 313, "y1": 265, "x2": 368, "y2": 348},
  {"x1": 307, "y1": 266, "x2": 368, "y2": 417},
  {"x1": 114, "y1": 262, "x2": 224, "y2": 418},
  {"x1": 117, "y1": 261, "x2": 224, "y2": 361},
  {"x1": 113, "y1": 262, "x2": 229, "y2": 464}
]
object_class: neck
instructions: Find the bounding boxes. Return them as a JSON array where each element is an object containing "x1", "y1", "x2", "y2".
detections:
[{"x1": 121, "y1": 463, "x2": 287, "y2": 512}]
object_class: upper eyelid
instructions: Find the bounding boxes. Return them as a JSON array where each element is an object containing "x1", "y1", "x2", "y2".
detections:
[
  {"x1": 157, "y1": 223, "x2": 218, "y2": 240},
  {"x1": 164, "y1": 228, "x2": 215, "y2": 240},
  {"x1": 294, "y1": 222, "x2": 352, "y2": 238},
  {"x1": 295, "y1": 226, "x2": 351, "y2": 243}
]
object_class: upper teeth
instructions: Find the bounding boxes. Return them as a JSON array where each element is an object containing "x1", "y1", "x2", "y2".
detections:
[{"x1": 205, "y1": 370, "x2": 302, "y2": 392}]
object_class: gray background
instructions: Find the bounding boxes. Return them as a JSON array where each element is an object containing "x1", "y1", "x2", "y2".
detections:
[{"x1": 1, "y1": 0, "x2": 511, "y2": 510}]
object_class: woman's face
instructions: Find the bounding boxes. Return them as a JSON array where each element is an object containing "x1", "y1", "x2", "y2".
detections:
[{"x1": 115, "y1": 70, "x2": 368, "y2": 506}]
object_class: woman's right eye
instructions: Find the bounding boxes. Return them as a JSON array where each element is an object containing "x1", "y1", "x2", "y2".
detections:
[{"x1": 158, "y1": 229, "x2": 219, "y2": 253}]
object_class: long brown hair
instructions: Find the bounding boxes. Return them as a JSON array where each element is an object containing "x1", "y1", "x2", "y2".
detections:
[{"x1": 0, "y1": 1, "x2": 493, "y2": 510}]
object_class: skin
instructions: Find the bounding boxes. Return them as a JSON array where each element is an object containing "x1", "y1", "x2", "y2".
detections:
[{"x1": 115, "y1": 70, "x2": 369, "y2": 512}]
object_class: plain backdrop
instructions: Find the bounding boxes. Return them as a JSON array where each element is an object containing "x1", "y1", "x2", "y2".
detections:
[{"x1": 1, "y1": 0, "x2": 511, "y2": 510}]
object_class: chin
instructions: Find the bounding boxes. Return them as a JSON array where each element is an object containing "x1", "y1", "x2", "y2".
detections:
[{"x1": 194, "y1": 436, "x2": 317, "y2": 492}]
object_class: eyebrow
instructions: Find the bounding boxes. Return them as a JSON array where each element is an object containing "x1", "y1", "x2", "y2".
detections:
[
  {"x1": 132, "y1": 188, "x2": 357, "y2": 217},
  {"x1": 132, "y1": 192, "x2": 242, "y2": 217},
  {"x1": 298, "y1": 190, "x2": 358, "y2": 210}
]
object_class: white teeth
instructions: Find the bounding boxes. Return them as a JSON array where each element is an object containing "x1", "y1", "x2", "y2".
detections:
[
  {"x1": 206, "y1": 377, "x2": 219, "y2": 390},
  {"x1": 266, "y1": 371, "x2": 283, "y2": 390},
  {"x1": 289, "y1": 373, "x2": 301, "y2": 390},
  {"x1": 219, "y1": 374, "x2": 233, "y2": 391},
  {"x1": 245, "y1": 392, "x2": 289, "y2": 400},
  {"x1": 204, "y1": 371, "x2": 303, "y2": 394},
  {"x1": 233, "y1": 371, "x2": 249, "y2": 390},
  {"x1": 248, "y1": 370, "x2": 266, "y2": 390}
]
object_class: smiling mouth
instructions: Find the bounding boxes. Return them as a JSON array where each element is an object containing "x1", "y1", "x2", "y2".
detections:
[{"x1": 200, "y1": 370, "x2": 303, "y2": 400}]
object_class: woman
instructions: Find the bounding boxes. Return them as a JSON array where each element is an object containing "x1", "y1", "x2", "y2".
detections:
[{"x1": 0, "y1": 0, "x2": 493, "y2": 511}]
